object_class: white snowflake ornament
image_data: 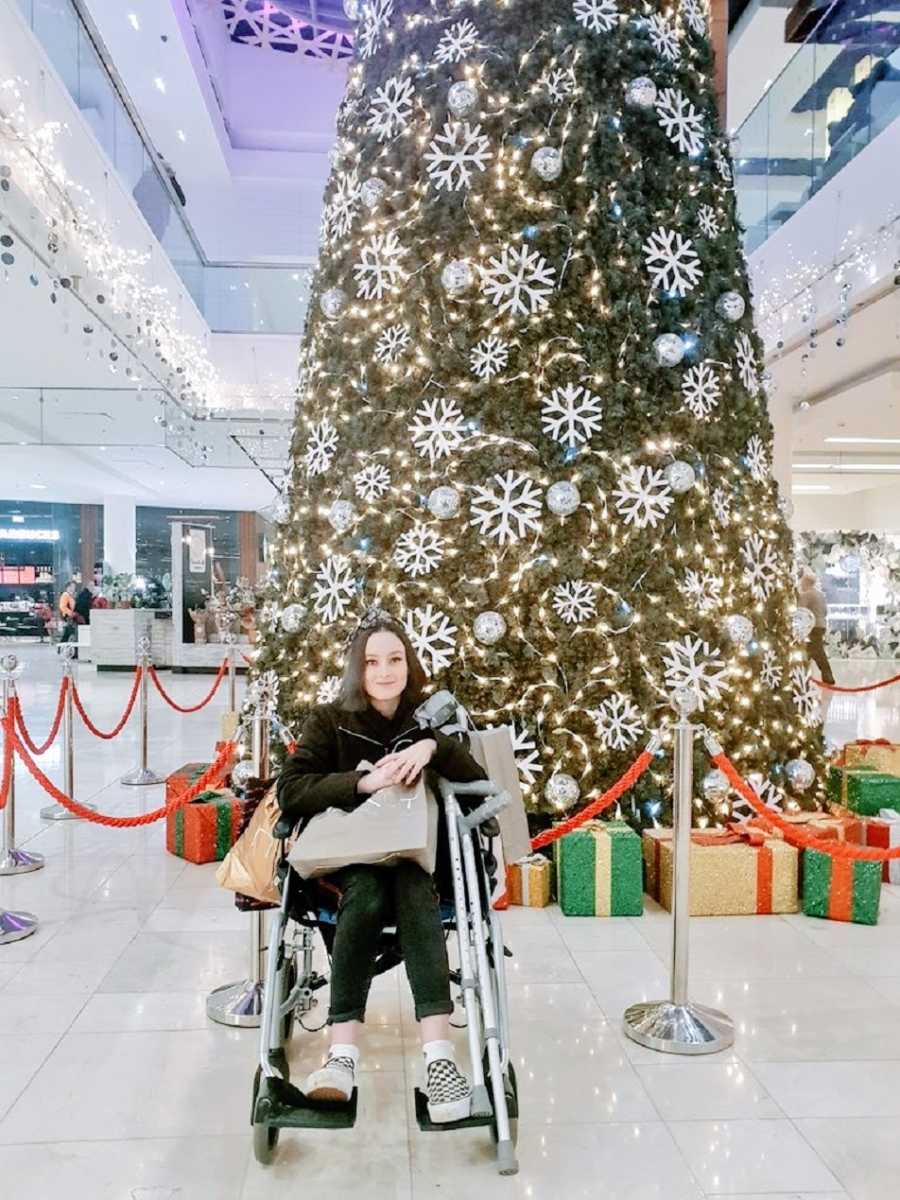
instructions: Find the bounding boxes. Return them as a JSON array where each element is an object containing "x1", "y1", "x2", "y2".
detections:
[
  {"x1": 646, "y1": 13, "x2": 681, "y2": 62},
  {"x1": 760, "y1": 649, "x2": 783, "y2": 689},
  {"x1": 359, "y1": 0, "x2": 394, "y2": 59},
  {"x1": 682, "y1": 0, "x2": 709, "y2": 36},
  {"x1": 409, "y1": 397, "x2": 467, "y2": 464},
  {"x1": 480, "y1": 244, "x2": 557, "y2": 317},
  {"x1": 590, "y1": 692, "x2": 643, "y2": 751},
  {"x1": 656, "y1": 88, "x2": 705, "y2": 157},
  {"x1": 311, "y1": 555, "x2": 357, "y2": 624},
  {"x1": 744, "y1": 434, "x2": 770, "y2": 482},
  {"x1": 573, "y1": 0, "x2": 619, "y2": 34},
  {"x1": 552, "y1": 580, "x2": 597, "y2": 625},
  {"x1": 425, "y1": 121, "x2": 492, "y2": 192},
  {"x1": 323, "y1": 168, "x2": 360, "y2": 243},
  {"x1": 613, "y1": 464, "x2": 674, "y2": 529},
  {"x1": 697, "y1": 204, "x2": 720, "y2": 238},
  {"x1": 374, "y1": 323, "x2": 411, "y2": 366},
  {"x1": 683, "y1": 568, "x2": 723, "y2": 614},
  {"x1": 354, "y1": 463, "x2": 392, "y2": 502},
  {"x1": 544, "y1": 68, "x2": 577, "y2": 104},
  {"x1": 711, "y1": 486, "x2": 732, "y2": 526},
  {"x1": 393, "y1": 524, "x2": 445, "y2": 578},
  {"x1": 367, "y1": 73, "x2": 415, "y2": 142},
  {"x1": 791, "y1": 663, "x2": 822, "y2": 725},
  {"x1": 305, "y1": 419, "x2": 338, "y2": 477},
  {"x1": 643, "y1": 226, "x2": 703, "y2": 296},
  {"x1": 353, "y1": 231, "x2": 407, "y2": 300},
  {"x1": 511, "y1": 722, "x2": 542, "y2": 787},
  {"x1": 681, "y1": 360, "x2": 721, "y2": 419},
  {"x1": 540, "y1": 382, "x2": 603, "y2": 448},
  {"x1": 434, "y1": 18, "x2": 479, "y2": 63},
  {"x1": 469, "y1": 470, "x2": 544, "y2": 545},
  {"x1": 317, "y1": 676, "x2": 341, "y2": 704},
  {"x1": 470, "y1": 335, "x2": 510, "y2": 381},
  {"x1": 735, "y1": 332, "x2": 761, "y2": 396},
  {"x1": 741, "y1": 533, "x2": 779, "y2": 601},
  {"x1": 662, "y1": 636, "x2": 729, "y2": 711},
  {"x1": 404, "y1": 604, "x2": 457, "y2": 675}
]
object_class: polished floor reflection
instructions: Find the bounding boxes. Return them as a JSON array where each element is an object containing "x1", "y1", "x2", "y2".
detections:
[{"x1": 0, "y1": 646, "x2": 898, "y2": 1198}]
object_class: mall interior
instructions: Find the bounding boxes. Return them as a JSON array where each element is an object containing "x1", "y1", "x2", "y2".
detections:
[{"x1": 1, "y1": 1, "x2": 900, "y2": 1197}]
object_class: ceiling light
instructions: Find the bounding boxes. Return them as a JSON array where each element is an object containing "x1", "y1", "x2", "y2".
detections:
[
  {"x1": 791, "y1": 463, "x2": 831, "y2": 470},
  {"x1": 154, "y1": 77, "x2": 166, "y2": 94},
  {"x1": 792, "y1": 484, "x2": 832, "y2": 493},
  {"x1": 128, "y1": 14, "x2": 140, "y2": 31},
  {"x1": 11, "y1": 515, "x2": 25, "y2": 524},
  {"x1": 30, "y1": 483, "x2": 46, "y2": 490},
  {"x1": 177, "y1": 130, "x2": 186, "y2": 143},
  {"x1": 825, "y1": 437, "x2": 900, "y2": 445}
]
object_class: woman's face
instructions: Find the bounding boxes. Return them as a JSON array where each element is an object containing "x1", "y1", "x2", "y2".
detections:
[{"x1": 363, "y1": 630, "x2": 408, "y2": 703}]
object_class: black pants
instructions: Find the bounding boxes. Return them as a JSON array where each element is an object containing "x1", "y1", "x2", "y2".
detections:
[
  {"x1": 327, "y1": 861, "x2": 453, "y2": 1025},
  {"x1": 808, "y1": 628, "x2": 835, "y2": 685}
]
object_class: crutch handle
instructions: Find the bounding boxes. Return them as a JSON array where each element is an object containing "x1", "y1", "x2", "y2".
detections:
[
  {"x1": 437, "y1": 778, "x2": 501, "y2": 799},
  {"x1": 457, "y1": 791, "x2": 510, "y2": 832}
]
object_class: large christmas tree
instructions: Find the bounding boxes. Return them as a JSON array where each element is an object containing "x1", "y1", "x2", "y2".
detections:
[{"x1": 256, "y1": 0, "x2": 823, "y2": 823}]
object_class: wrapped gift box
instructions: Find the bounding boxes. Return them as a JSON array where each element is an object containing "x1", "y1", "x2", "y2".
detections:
[
  {"x1": 555, "y1": 821, "x2": 642, "y2": 917},
  {"x1": 642, "y1": 826, "x2": 799, "y2": 916},
  {"x1": 167, "y1": 761, "x2": 212, "y2": 805},
  {"x1": 166, "y1": 788, "x2": 245, "y2": 864},
  {"x1": 828, "y1": 766, "x2": 900, "y2": 816},
  {"x1": 783, "y1": 811, "x2": 863, "y2": 844},
  {"x1": 842, "y1": 739, "x2": 900, "y2": 776},
  {"x1": 507, "y1": 854, "x2": 553, "y2": 907},
  {"x1": 858, "y1": 811, "x2": 900, "y2": 884},
  {"x1": 803, "y1": 848, "x2": 882, "y2": 925}
]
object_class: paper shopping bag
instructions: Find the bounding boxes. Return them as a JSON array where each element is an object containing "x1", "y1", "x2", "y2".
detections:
[
  {"x1": 215, "y1": 783, "x2": 282, "y2": 905},
  {"x1": 287, "y1": 774, "x2": 439, "y2": 880},
  {"x1": 468, "y1": 725, "x2": 532, "y2": 864}
]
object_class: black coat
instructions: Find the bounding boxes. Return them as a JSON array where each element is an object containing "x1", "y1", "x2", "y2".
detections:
[{"x1": 276, "y1": 696, "x2": 487, "y2": 894}]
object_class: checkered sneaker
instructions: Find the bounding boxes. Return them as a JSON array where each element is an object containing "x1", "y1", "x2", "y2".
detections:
[
  {"x1": 303, "y1": 1053, "x2": 356, "y2": 1103},
  {"x1": 426, "y1": 1058, "x2": 472, "y2": 1123}
]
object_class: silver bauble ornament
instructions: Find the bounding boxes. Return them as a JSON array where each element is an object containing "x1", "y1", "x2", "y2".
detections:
[
  {"x1": 448, "y1": 80, "x2": 478, "y2": 117},
  {"x1": 328, "y1": 499, "x2": 356, "y2": 533},
  {"x1": 231, "y1": 759, "x2": 256, "y2": 791},
  {"x1": 778, "y1": 496, "x2": 794, "y2": 519},
  {"x1": 544, "y1": 772, "x2": 580, "y2": 808},
  {"x1": 702, "y1": 768, "x2": 730, "y2": 803},
  {"x1": 441, "y1": 259, "x2": 474, "y2": 294},
  {"x1": 715, "y1": 290, "x2": 746, "y2": 322},
  {"x1": 360, "y1": 177, "x2": 387, "y2": 209},
  {"x1": 791, "y1": 607, "x2": 816, "y2": 643},
  {"x1": 672, "y1": 684, "x2": 700, "y2": 716},
  {"x1": 653, "y1": 332, "x2": 685, "y2": 367},
  {"x1": 320, "y1": 287, "x2": 347, "y2": 320},
  {"x1": 473, "y1": 611, "x2": 507, "y2": 646},
  {"x1": 785, "y1": 757, "x2": 815, "y2": 793},
  {"x1": 664, "y1": 461, "x2": 696, "y2": 494},
  {"x1": 547, "y1": 480, "x2": 581, "y2": 516},
  {"x1": 281, "y1": 603, "x2": 306, "y2": 634},
  {"x1": 724, "y1": 614, "x2": 754, "y2": 646},
  {"x1": 840, "y1": 553, "x2": 860, "y2": 574},
  {"x1": 427, "y1": 485, "x2": 461, "y2": 519},
  {"x1": 625, "y1": 76, "x2": 658, "y2": 110},
  {"x1": 343, "y1": 0, "x2": 360, "y2": 19},
  {"x1": 531, "y1": 146, "x2": 563, "y2": 182}
]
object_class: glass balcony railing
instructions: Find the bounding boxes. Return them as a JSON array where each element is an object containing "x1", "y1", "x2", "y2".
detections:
[
  {"x1": 735, "y1": 0, "x2": 900, "y2": 254},
  {"x1": 15, "y1": 0, "x2": 313, "y2": 334}
]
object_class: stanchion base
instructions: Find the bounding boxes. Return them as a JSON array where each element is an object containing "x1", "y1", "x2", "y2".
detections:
[
  {"x1": 120, "y1": 767, "x2": 164, "y2": 787},
  {"x1": 0, "y1": 848, "x2": 45, "y2": 876},
  {"x1": 1, "y1": 908, "x2": 39, "y2": 943},
  {"x1": 623, "y1": 1000, "x2": 734, "y2": 1056},
  {"x1": 207, "y1": 979, "x2": 264, "y2": 1028},
  {"x1": 41, "y1": 802, "x2": 96, "y2": 821}
]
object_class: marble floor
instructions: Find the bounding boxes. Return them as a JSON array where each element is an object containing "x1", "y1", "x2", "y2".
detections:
[{"x1": 1, "y1": 644, "x2": 899, "y2": 1199}]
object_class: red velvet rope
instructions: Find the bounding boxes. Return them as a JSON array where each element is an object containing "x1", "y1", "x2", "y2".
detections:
[
  {"x1": 148, "y1": 660, "x2": 228, "y2": 713},
  {"x1": 71, "y1": 668, "x2": 142, "y2": 740},
  {"x1": 530, "y1": 750, "x2": 654, "y2": 851},
  {"x1": 10, "y1": 716, "x2": 235, "y2": 827},
  {"x1": 0, "y1": 706, "x2": 13, "y2": 811},
  {"x1": 813, "y1": 671, "x2": 900, "y2": 694},
  {"x1": 14, "y1": 676, "x2": 69, "y2": 756},
  {"x1": 712, "y1": 750, "x2": 900, "y2": 862}
]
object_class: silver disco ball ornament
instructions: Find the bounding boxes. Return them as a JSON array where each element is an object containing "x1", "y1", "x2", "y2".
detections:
[
  {"x1": 427, "y1": 485, "x2": 461, "y2": 519},
  {"x1": 724, "y1": 613, "x2": 754, "y2": 646},
  {"x1": 547, "y1": 480, "x2": 581, "y2": 516},
  {"x1": 360, "y1": 176, "x2": 387, "y2": 209},
  {"x1": 448, "y1": 80, "x2": 478, "y2": 117},
  {"x1": 625, "y1": 76, "x2": 658, "y2": 110},
  {"x1": 715, "y1": 290, "x2": 746, "y2": 322},
  {"x1": 320, "y1": 287, "x2": 347, "y2": 320},
  {"x1": 652, "y1": 332, "x2": 685, "y2": 367},
  {"x1": 441, "y1": 258, "x2": 475, "y2": 294},
  {"x1": 544, "y1": 772, "x2": 580, "y2": 808},
  {"x1": 231, "y1": 758, "x2": 256, "y2": 791},
  {"x1": 473, "y1": 611, "x2": 507, "y2": 646},
  {"x1": 791, "y1": 606, "x2": 816, "y2": 643},
  {"x1": 328, "y1": 499, "x2": 356, "y2": 533},
  {"x1": 785, "y1": 757, "x2": 815, "y2": 794},
  {"x1": 281, "y1": 603, "x2": 306, "y2": 634},
  {"x1": 343, "y1": 0, "x2": 360, "y2": 19},
  {"x1": 664, "y1": 461, "x2": 696, "y2": 494},
  {"x1": 702, "y1": 768, "x2": 730, "y2": 803},
  {"x1": 531, "y1": 146, "x2": 563, "y2": 182}
]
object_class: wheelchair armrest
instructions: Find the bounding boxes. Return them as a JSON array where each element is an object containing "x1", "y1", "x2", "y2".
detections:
[{"x1": 273, "y1": 814, "x2": 299, "y2": 840}]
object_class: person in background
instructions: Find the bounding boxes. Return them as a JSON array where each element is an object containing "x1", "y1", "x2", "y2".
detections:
[
  {"x1": 58, "y1": 582, "x2": 77, "y2": 643},
  {"x1": 74, "y1": 582, "x2": 95, "y2": 625},
  {"x1": 798, "y1": 567, "x2": 835, "y2": 686}
]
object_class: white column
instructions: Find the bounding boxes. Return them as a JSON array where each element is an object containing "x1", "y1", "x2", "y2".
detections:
[{"x1": 102, "y1": 496, "x2": 137, "y2": 575}]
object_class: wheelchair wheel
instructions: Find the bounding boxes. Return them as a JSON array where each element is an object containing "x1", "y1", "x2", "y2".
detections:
[{"x1": 253, "y1": 1119, "x2": 279, "y2": 1165}]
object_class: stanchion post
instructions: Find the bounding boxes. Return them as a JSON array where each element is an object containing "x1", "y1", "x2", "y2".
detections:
[
  {"x1": 622, "y1": 686, "x2": 734, "y2": 1055},
  {"x1": 0, "y1": 654, "x2": 45, "y2": 880},
  {"x1": 207, "y1": 671, "x2": 276, "y2": 1028},
  {"x1": 121, "y1": 636, "x2": 163, "y2": 787},
  {"x1": 221, "y1": 633, "x2": 239, "y2": 742},
  {"x1": 41, "y1": 645, "x2": 95, "y2": 822}
]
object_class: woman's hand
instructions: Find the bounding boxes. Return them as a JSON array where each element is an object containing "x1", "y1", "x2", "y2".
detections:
[
  {"x1": 356, "y1": 759, "x2": 408, "y2": 795},
  {"x1": 373, "y1": 738, "x2": 437, "y2": 786}
]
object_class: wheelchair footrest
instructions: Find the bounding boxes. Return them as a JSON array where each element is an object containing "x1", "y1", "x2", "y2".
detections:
[
  {"x1": 413, "y1": 1088, "x2": 495, "y2": 1132},
  {"x1": 255, "y1": 1076, "x2": 358, "y2": 1130}
]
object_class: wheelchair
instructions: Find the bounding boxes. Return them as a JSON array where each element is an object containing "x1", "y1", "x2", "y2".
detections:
[{"x1": 250, "y1": 777, "x2": 520, "y2": 1176}]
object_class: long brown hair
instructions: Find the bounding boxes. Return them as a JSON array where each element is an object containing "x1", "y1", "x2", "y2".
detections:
[{"x1": 336, "y1": 613, "x2": 428, "y2": 713}]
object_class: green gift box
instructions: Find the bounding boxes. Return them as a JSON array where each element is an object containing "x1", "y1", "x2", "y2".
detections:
[
  {"x1": 166, "y1": 789, "x2": 244, "y2": 864},
  {"x1": 828, "y1": 766, "x2": 900, "y2": 816},
  {"x1": 803, "y1": 848, "x2": 882, "y2": 925},
  {"x1": 554, "y1": 820, "x2": 643, "y2": 917}
]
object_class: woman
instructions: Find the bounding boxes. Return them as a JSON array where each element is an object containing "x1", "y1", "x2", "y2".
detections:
[{"x1": 277, "y1": 608, "x2": 487, "y2": 1123}]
